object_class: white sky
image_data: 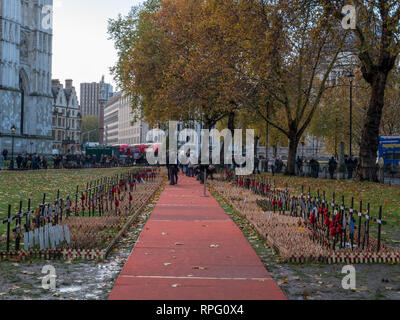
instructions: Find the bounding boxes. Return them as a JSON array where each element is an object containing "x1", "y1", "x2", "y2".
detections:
[{"x1": 52, "y1": 0, "x2": 144, "y2": 99}]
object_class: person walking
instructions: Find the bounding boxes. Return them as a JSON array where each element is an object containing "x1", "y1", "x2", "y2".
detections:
[
  {"x1": 309, "y1": 158, "x2": 317, "y2": 178},
  {"x1": 270, "y1": 156, "x2": 276, "y2": 176},
  {"x1": 296, "y1": 156, "x2": 303, "y2": 175},
  {"x1": 169, "y1": 163, "x2": 178, "y2": 185},
  {"x1": 207, "y1": 164, "x2": 216, "y2": 180},
  {"x1": 188, "y1": 159, "x2": 195, "y2": 177},
  {"x1": 315, "y1": 159, "x2": 320, "y2": 178},
  {"x1": 16, "y1": 154, "x2": 23, "y2": 169},
  {"x1": 328, "y1": 156, "x2": 337, "y2": 179},
  {"x1": 275, "y1": 156, "x2": 282, "y2": 174},
  {"x1": 2, "y1": 149, "x2": 8, "y2": 162},
  {"x1": 346, "y1": 156, "x2": 355, "y2": 179},
  {"x1": 254, "y1": 156, "x2": 260, "y2": 174}
]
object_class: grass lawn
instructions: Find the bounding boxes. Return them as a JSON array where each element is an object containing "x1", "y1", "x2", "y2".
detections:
[
  {"x1": 259, "y1": 173, "x2": 400, "y2": 245},
  {"x1": 0, "y1": 167, "x2": 133, "y2": 236}
]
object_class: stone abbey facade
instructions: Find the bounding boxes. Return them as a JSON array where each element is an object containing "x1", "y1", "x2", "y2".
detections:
[{"x1": 0, "y1": 0, "x2": 53, "y2": 155}]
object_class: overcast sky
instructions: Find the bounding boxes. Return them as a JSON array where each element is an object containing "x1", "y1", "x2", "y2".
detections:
[{"x1": 52, "y1": 0, "x2": 143, "y2": 98}]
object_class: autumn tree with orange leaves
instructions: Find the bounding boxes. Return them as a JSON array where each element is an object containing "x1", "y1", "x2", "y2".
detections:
[{"x1": 110, "y1": 0, "x2": 399, "y2": 178}]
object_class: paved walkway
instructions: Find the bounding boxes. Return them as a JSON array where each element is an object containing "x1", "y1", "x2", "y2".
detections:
[{"x1": 109, "y1": 174, "x2": 286, "y2": 300}]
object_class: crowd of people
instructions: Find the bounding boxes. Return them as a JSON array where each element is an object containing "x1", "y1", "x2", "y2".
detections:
[
  {"x1": 166, "y1": 156, "x2": 217, "y2": 186},
  {"x1": 165, "y1": 153, "x2": 361, "y2": 184},
  {"x1": 2, "y1": 145, "x2": 360, "y2": 181},
  {"x1": 1, "y1": 149, "x2": 49, "y2": 170},
  {"x1": 265, "y1": 154, "x2": 359, "y2": 179},
  {"x1": 0, "y1": 148, "x2": 149, "y2": 171}
]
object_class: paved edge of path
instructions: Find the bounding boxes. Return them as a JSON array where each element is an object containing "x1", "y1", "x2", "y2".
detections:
[{"x1": 109, "y1": 174, "x2": 286, "y2": 300}]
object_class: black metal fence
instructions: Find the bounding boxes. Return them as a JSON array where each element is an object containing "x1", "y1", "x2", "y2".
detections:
[
  {"x1": 1, "y1": 168, "x2": 159, "y2": 253},
  {"x1": 234, "y1": 175, "x2": 387, "y2": 253}
]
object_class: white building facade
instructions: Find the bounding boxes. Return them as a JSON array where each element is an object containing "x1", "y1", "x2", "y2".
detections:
[
  {"x1": 0, "y1": 0, "x2": 53, "y2": 155},
  {"x1": 104, "y1": 93, "x2": 149, "y2": 146}
]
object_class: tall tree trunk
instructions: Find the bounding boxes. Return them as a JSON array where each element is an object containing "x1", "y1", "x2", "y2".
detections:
[
  {"x1": 286, "y1": 131, "x2": 299, "y2": 175},
  {"x1": 254, "y1": 136, "x2": 260, "y2": 157},
  {"x1": 220, "y1": 111, "x2": 235, "y2": 165},
  {"x1": 265, "y1": 120, "x2": 270, "y2": 160},
  {"x1": 356, "y1": 72, "x2": 388, "y2": 181}
]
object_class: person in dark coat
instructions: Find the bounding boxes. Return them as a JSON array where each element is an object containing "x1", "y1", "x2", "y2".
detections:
[
  {"x1": 346, "y1": 156, "x2": 355, "y2": 179},
  {"x1": 309, "y1": 158, "x2": 319, "y2": 178},
  {"x1": 169, "y1": 163, "x2": 178, "y2": 185},
  {"x1": 296, "y1": 156, "x2": 303, "y2": 175},
  {"x1": 328, "y1": 156, "x2": 337, "y2": 179},
  {"x1": 2, "y1": 149, "x2": 8, "y2": 161},
  {"x1": 16, "y1": 154, "x2": 23, "y2": 169}
]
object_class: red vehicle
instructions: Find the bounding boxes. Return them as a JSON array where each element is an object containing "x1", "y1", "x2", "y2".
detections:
[
  {"x1": 113, "y1": 143, "x2": 162, "y2": 162},
  {"x1": 132, "y1": 144, "x2": 150, "y2": 154},
  {"x1": 145, "y1": 143, "x2": 161, "y2": 155}
]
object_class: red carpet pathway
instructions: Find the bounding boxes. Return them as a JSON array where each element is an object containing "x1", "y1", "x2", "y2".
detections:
[{"x1": 109, "y1": 174, "x2": 286, "y2": 300}]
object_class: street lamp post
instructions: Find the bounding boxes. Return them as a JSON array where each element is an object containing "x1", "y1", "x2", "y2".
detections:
[
  {"x1": 10, "y1": 125, "x2": 16, "y2": 170},
  {"x1": 347, "y1": 71, "x2": 355, "y2": 158},
  {"x1": 334, "y1": 117, "x2": 338, "y2": 159}
]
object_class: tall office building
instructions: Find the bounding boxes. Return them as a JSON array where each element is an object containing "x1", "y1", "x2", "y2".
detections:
[{"x1": 80, "y1": 76, "x2": 113, "y2": 117}]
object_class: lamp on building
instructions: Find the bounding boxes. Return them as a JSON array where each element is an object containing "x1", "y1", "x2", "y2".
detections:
[
  {"x1": 10, "y1": 125, "x2": 16, "y2": 170},
  {"x1": 347, "y1": 70, "x2": 355, "y2": 158}
]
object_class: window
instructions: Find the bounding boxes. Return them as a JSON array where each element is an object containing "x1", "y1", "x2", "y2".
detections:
[{"x1": 383, "y1": 151, "x2": 400, "y2": 160}]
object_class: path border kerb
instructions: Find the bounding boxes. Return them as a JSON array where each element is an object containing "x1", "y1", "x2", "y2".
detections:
[{"x1": 109, "y1": 175, "x2": 286, "y2": 300}]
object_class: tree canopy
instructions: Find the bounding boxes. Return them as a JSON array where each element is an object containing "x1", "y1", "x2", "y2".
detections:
[{"x1": 109, "y1": 0, "x2": 400, "y2": 179}]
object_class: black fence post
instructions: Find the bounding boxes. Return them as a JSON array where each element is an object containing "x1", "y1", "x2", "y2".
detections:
[
  {"x1": 6, "y1": 205, "x2": 11, "y2": 252},
  {"x1": 75, "y1": 186, "x2": 78, "y2": 216},
  {"x1": 358, "y1": 200, "x2": 362, "y2": 247},
  {"x1": 26, "y1": 199, "x2": 31, "y2": 232},
  {"x1": 366, "y1": 203, "x2": 371, "y2": 249},
  {"x1": 15, "y1": 200, "x2": 23, "y2": 251},
  {"x1": 377, "y1": 206, "x2": 382, "y2": 252}
]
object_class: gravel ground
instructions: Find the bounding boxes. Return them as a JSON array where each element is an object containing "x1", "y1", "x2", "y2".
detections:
[
  {"x1": 212, "y1": 190, "x2": 400, "y2": 300},
  {"x1": 0, "y1": 186, "x2": 163, "y2": 300}
]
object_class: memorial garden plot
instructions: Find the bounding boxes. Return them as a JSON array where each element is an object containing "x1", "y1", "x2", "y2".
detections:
[
  {"x1": 0, "y1": 168, "x2": 163, "y2": 262},
  {"x1": 209, "y1": 171, "x2": 400, "y2": 264}
]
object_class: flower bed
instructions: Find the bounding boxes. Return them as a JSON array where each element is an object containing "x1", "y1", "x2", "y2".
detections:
[
  {"x1": 209, "y1": 180, "x2": 400, "y2": 264},
  {"x1": 0, "y1": 168, "x2": 165, "y2": 261}
]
